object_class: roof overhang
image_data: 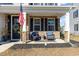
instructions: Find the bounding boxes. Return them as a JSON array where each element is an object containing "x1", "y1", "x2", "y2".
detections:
[{"x1": 0, "y1": 6, "x2": 75, "y2": 17}]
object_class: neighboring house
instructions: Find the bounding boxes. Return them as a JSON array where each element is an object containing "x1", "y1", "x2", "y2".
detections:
[
  {"x1": 0, "y1": 3, "x2": 75, "y2": 43},
  {"x1": 69, "y1": 5, "x2": 79, "y2": 41}
]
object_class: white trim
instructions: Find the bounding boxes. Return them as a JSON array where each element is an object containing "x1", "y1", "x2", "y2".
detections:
[
  {"x1": 11, "y1": 15, "x2": 20, "y2": 41},
  {"x1": 65, "y1": 12, "x2": 70, "y2": 42},
  {"x1": 33, "y1": 18, "x2": 41, "y2": 31},
  {"x1": 47, "y1": 18, "x2": 55, "y2": 31},
  {"x1": 11, "y1": 15, "x2": 12, "y2": 40},
  {"x1": 29, "y1": 16, "x2": 30, "y2": 32}
]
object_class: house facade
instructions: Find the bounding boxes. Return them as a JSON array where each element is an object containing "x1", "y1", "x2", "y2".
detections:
[
  {"x1": 0, "y1": 3, "x2": 74, "y2": 43},
  {"x1": 69, "y1": 5, "x2": 79, "y2": 41}
]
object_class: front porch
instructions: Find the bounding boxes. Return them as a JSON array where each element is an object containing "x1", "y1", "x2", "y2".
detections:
[
  {"x1": 0, "y1": 5, "x2": 71, "y2": 43},
  {"x1": 0, "y1": 14, "x2": 67, "y2": 43}
]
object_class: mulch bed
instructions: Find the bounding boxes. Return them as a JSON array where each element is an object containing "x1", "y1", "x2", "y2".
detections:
[
  {"x1": 10, "y1": 43, "x2": 72, "y2": 49},
  {"x1": 0, "y1": 43, "x2": 76, "y2": 56}
]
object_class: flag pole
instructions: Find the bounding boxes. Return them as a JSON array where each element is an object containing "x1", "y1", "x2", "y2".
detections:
[
  {"x1": 20, "y1": 3, "x2": 22, "y2": 42},
  {"x1": 18, "y1": 3, "x2": 24, "y2": 42},
  {"x1": 20, "y1": 3, "x2": 23, "y2": 41},
  {"x1": 20, "y1": 12, "x2": 23, "y2": 42}
]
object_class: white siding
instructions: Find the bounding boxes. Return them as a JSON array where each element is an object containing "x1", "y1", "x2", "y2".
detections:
[
  {"x1": 70, "y1": 7, "x2": 79, "y2": 35},
  {"x1": 0, "y1": 14, "x2": 6, "y2": 41}
]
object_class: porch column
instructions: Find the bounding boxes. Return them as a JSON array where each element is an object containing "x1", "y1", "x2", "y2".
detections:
[
  {"x1": 22, "y1": 12, "x2": 27, "y2": 43},
  {"x1": 64, "y1": 12, "x2": 70, "y2": 42}
]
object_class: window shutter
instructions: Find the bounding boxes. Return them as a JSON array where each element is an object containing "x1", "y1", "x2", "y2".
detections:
[
  {"x1": 41, "y1": 18, "x2": 43, "y2": 31},
  {"x1": 30, "y1": 17, "x2": 33, "y2": 31},
  {"x1": 45, "y1": 18, "x2": 47, "y2": 31},
  {"x1": 55, "y1": 18, "x2": 58, "y2": 31}
]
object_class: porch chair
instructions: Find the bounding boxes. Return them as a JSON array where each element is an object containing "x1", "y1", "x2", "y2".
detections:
[
  {"x1": 46, "y1": 31, "x2": 55, "y2": 40},
  {"x1": 30, "y1": 32, "x2": 41, "y2": 41}
]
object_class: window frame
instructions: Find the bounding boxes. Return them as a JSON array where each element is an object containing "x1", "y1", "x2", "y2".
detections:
[
  {"x1": 73, "y1": 10, "x2": 78, "y2": 18},
  {"x1": 47, "y1": 18, "x2": 55, "y2": 31},
  {"x1": 74, "y1": 24, "x2": 78, "y2": 31},
  {"x1": 33, "y1": 18, "x2": 41, "y2": 31}
]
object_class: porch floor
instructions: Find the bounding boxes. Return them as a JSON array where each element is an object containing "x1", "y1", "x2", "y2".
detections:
[{"x1": 27, "y1": 39, "x2": 66, "y2": 44}]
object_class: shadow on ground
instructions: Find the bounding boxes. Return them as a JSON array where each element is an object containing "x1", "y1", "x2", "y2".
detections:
[
  {"x1": 70, "y1": 40, "x2": 79, "y2": 44},
  {"x1": 0, "y1": 41, "x2": 11, "y2": 45},
  {"x1": 70, "y1": 40, "x2": 79, "y2": 47}
]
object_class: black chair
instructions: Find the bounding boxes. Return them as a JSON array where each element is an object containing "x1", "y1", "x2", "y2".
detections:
[{"x1": 30, "y1": 32, "x2": 41, "y2": 41}]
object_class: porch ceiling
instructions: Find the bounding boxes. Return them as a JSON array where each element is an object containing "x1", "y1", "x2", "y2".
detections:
[{"x1": 0, "y1": 6, "x2": 73, "y2": 16}]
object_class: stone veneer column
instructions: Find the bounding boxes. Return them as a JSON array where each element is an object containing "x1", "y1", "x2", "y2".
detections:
[
  {"x1": 64, "y1": 31, "x2": 69, "y2": 42},
  {"x1": 64, "y1": 12, "x2": 70, "y2": 42},
  {"x1": 21, "y1": 12, "x2": 27, "y2": 43},
  {"x1": 26, "y1": 13, "x2": 29, "y2": 41}
]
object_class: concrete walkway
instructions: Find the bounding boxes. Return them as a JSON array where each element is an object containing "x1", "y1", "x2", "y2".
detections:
[{"x1": 0, "y1": 41, "x2": 22, "y2": 53}]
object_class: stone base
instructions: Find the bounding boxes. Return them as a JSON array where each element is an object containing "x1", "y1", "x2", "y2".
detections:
[
  {"x1": 64, "y1": 31, "x2": 69, "y2": 42},
  {"x1": 53, "y1": 31, "x2": 60, "y2": 39},
  {"x1": 37, "y1": 31, "x2": 60, "y2": 39},
  {"x1": 21, "y1": 32, "x2": 26, "y2": 42}
]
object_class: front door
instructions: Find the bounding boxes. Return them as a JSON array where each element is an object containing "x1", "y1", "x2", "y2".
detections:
[{"x1": 11, "y1": 15, "x2": 20, "y2": 41}]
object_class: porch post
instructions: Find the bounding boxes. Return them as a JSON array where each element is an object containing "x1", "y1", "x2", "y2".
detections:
[
  {"x1": 64, "y1": 12, "x2": 70, "y2": 42},
  {"x1": 21, "y1": 12, "x2": 27, "y2": 43}
]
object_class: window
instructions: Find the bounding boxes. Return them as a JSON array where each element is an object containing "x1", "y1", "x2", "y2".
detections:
[
  {"x1": 55, "y1": 3, "x2": 58, "y2": 5},
  {"x1": 74, "y1": 24, "x2": 78, "y2": 31},
  {"x1": 73, "y1": 10, "x2": 78, "y2": 18},
  {"x1": 34, "y1": 19, "x2": 40, "y2": 24},
  {"x1": 0, "y1": 3, "x2": 13, "y2": 5},
  {"x1": 29, "y1": 3, "x2": 33, "y2": 5},
  {"x1": 45, "y1": 3, "x2": 47, "y2": 5},
  {"x1": 30, "y1": 17, "x2": 56, "y2": 31},
  {"x1": 33, "y1": 18, "x2": 41, "y2": 31},
  {"x1": 34, "y1": 3, "x2": 40, "y2": 5},
  {"x1": 41, "y1": 3, "x2": 43, "y2": 5},
  {"x1": 34, "y1": 25, "x2": 40, "y2": 31},
  {"x1": 48, "y1": 3, "x2": 54, "y2": 6},
  {"x1": 28, "y1": 3, "x2": 58, "y2": 6},
  {"x1": 47, "y1": 18, "x2": 55, "y2": 31}
]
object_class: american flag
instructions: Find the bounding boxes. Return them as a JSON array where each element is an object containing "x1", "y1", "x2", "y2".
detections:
[{"x1": 18, "y1": 3, "x2": 24, "y2": 27}]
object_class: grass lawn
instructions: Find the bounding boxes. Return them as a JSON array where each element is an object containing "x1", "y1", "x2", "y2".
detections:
[
  {"x1": 70, "y1": 35, "x2": 79, "y2": 42},
  {"x1": 1, "y1": 43, "x2": 79, "y2": 56}
]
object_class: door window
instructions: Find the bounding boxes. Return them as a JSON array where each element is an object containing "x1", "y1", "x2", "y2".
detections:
[{"x1": 11, "y1": 16, "x2": 20, "y2": 39}]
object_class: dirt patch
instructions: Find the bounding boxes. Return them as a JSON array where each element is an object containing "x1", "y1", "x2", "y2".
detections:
[{"x1": 1, "y1": 47, "x2": 79, "y2": 56}]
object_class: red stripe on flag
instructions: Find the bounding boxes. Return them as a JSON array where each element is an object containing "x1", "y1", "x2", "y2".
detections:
[{"x1": 18, "y1": 12, "x2": 24, "y2": 27}]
